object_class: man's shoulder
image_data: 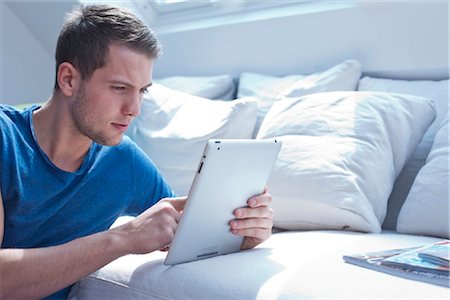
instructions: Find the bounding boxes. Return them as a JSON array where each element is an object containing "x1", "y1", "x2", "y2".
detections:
[
  {"x1": 0, "y1": 104, "x2": 17, "y2": 119},
  {"x1": 116, "y1": 135, "x2": 157, "y2": 168},
  {"x1": 96, "y1": 135, "x2": 161, "y2": 183},
  {"x1": 0, "y1": 105, "x2": 35, "y2": 134},
  {"x1": 101, "y1": 135, "x2": 148, "y2": 162},
  {"x1": 0, "y1": 104, "x2": 33, "y2": 124},
  {"x1": 120, "y1": 134, "x2": 135, "y2": 147},
  {"x1": 113, "y1": 135, "x2": 140, "y2": 153},
  {"x1": 0, "y1": 105, "x2": 20, "y2": 132}
]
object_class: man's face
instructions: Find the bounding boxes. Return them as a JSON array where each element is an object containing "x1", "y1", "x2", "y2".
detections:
[{"x1": 70, "y1": 44, "x2": 154, "y2": 146}]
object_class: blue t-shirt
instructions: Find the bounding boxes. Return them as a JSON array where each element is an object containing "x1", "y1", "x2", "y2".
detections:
[{"x1": 0, "y1": 105, "x2": 175, "y2": 299}]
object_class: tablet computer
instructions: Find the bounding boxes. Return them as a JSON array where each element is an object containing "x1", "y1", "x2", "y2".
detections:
[{"x1": 164, "y1": 139, "x2": 281, "y2": 265}]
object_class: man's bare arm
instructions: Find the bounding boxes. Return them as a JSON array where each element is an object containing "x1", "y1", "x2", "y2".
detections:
[{"x1": 0, "y1": 194, "x2": 183, "y2": 299}]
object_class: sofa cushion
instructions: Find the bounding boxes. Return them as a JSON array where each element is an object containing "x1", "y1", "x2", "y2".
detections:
[
  {"x1": 238, "y1": 60, "x2": 361, "y2": 137},
  {"x1": 397, "y1": 110, "x2": 449, "y2": 238},
  {"x1": 71, "y1": 230, "x2": 447, "y2": 299},
  {"x1": 357, "y1": 77, "x2": 449, "y2": 230},
  {"x1": 257, "y1": 91, "x2": 436, "y2": 233},
  {"x1": 126, "y1": 84, "x2": 257, "y2": 195}
]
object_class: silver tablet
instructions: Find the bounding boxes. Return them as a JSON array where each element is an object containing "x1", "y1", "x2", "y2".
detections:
[{"x1": 164, "y1": 139, "x2": 281, "y2": 265}]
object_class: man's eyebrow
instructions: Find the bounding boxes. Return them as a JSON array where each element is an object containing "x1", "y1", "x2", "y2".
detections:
[
  {"x1": 107, "y1": 80, "x2": 153, "y2": 89},
  {"x1": 107, "y1": 79, "x2": 132, "y2": 86}
]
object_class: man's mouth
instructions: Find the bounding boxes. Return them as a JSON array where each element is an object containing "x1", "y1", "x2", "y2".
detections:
[{"x1": 112, "y1": 122, "x2": 129, "y2": 132}]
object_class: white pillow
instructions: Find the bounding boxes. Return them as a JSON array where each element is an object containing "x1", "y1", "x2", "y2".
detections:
[
  {"x1": 397, "y1": 112, "x2": 449, "y2": 238},
  {"x1": 358, "y1": 77, "x2": 449, "y2": 230},
  {"x1": 127, "y1": 84, "x2": 257, "y2": 195},
  {"x1": 257, "y1": 91, "x2": 436, "y2": 233},
  {"x1": 238, "y1": 60, "x2": 362, "y2": 137},
  {"x1": 156, "y1": 75, "x2": 235, "y2": 100}
]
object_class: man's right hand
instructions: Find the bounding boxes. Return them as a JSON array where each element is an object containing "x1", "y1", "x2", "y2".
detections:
[
  {"x1": 0, "y1": 195, "x2": 186, "y2": 299},
  {"x1": 111, "y1": 196, "x2": 186, "y2": 255}
]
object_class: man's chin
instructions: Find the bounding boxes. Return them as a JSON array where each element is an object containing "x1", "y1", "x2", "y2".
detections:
[{"x1": 94, "y1": 134, "x2": 123, "y2": 146}]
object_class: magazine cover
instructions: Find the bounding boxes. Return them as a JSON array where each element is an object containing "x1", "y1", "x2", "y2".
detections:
[
  {"x1": 381, "y1": 240, "x2": 450, "y2": 276},
  {"x1": 343, "y1": 243, "x2": 449, "y2": 288},
  {"x1": 417, "y1": 240, "x2": 450, "y2": 267}
]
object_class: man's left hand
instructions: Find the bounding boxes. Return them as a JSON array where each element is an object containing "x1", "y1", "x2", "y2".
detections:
[{"x1": 229, "y1": 187, "x2": 273, "y2": 250}]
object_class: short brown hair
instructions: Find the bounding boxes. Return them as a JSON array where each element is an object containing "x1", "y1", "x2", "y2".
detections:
[{"x1": 54, "y1": 4, "x2": 162, "y2": 90}]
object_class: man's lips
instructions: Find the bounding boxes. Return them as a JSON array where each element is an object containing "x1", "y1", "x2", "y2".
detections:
[{"x1": 112, "y1": 122, "x2": 129, "y2": 132}]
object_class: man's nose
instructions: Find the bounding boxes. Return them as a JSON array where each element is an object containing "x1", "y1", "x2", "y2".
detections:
[{"x1": 123, "y1": 92, "x2": 141, "y2": 117}]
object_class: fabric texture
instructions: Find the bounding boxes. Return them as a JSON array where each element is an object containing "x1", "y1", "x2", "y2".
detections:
[
  {"x1": 71, "y1": 230, "x2": 447, "y2": 300},
  {"x1": 0, "y1": 105, "x2": 175, "y2": 299},
  {"x1": 237, "y1": 60, "x2": 362, "y2": 137},
  {"x1": 357, "y1": 77, "x2": 449, "y2": 230},
  {"x1": 397, "y1": 110, "x2": 449, "y2": 238},
  {"x1": 156, "y1": 74, "x2": 236, "y2": 100},
  {"x1": 257, "y1": 91, "x2": 436, "y2": 233},
  {"x1": 126, "y1": 84, "x2": 258, "y2": 196}
]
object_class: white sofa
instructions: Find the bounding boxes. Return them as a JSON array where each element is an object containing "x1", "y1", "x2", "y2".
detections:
[
  {"x1": 72, "y1": 231, "x2": 447, "y2": 299},
  {"x1": 70, "y1": 60, "x2": 449, "y2": 299}
]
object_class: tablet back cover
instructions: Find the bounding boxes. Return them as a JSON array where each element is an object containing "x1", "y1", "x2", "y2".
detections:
[{"x1": 165, "y1": 139, "x2": 281, "y2": 265}]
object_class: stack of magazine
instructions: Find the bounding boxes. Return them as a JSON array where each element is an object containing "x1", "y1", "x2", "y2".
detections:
[{"x1": 343, "y1": 240, "x2": 449, "y2": 287}]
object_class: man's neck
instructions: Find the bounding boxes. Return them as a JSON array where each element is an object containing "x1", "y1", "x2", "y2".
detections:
[{"x1": 32, "y1": 95, "x2": 93, "y2": 173}]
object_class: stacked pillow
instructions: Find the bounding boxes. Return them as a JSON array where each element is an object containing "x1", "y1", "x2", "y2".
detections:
[
  {"x1": 257, "y1": 91, "x2": 436, "y2": 233},
  {"x1": 127, "y1": 84, "x2": 257, "y2": 196},
  {"x1": 397, "y1": 106, "x2": 449, "y2": 238},
  {"x1": 358, "y1": 77, "x2": 449, "y2": 230},
  {"x1": 156, "y1": 74, "x2": 236, "y2": 100},
  {"x1": 128, "y1": 63, "x2": 446, "y2": 237},
  {"x1": 238, "y1": 60, "x2": 362, "y2": 137},
  {"x1": 133, "y1": 61, "x2": 362, "y2": 195}
]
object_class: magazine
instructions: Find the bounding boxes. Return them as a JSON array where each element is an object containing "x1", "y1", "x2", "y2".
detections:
[
  {"x1": 417, "y1": 240, "x2": 450, "y2": 267},
  {"x1": 381, "y1": 240, "x2": 450, "y2": 276},
  {"x1": 343, "y1": 241, "x2": 450, "y2": 288}
]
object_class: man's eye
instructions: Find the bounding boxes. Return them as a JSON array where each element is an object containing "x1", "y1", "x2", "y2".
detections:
[
  {"x1": 113, "y1": 86, "x2": 126, "y2": 91},
  {"x1": 140, "y1": 87, "x2": 149, "y2": 94}
]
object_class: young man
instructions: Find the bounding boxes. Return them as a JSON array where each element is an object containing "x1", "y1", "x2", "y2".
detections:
[{"x1": 0, "y1": 4, "x2": 273, "y2": 299}]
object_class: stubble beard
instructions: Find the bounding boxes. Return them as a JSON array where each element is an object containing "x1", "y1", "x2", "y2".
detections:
[{"x1": 71, "y1": 84, "x2": 122, "y2": 146}]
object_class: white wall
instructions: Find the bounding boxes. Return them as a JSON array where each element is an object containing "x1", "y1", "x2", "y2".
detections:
[
  {"x1": 0, "y1": 1, "x2": 448, "y2": 106},
  {"x1": 0, "y1": 1, "x2": 76, "y2": 106},
  {"x1": 0, "y1": 2, "x2": 54, "y2": 105},
  {"x1": 153, "y1": 1, "x2": 448, "y2": 80}
]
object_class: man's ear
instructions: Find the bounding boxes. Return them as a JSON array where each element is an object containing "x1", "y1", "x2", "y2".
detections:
[{"x1": 56, "y1": 62, "x2": 81, "y2": 97}]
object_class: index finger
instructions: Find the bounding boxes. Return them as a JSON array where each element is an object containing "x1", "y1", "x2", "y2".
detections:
[
  {"x1": 248, "y1": 187, "x2": 272, "y2": 208},
  {"x1": 165, "y1": 196, "x2": 187, "y2": 212}
]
